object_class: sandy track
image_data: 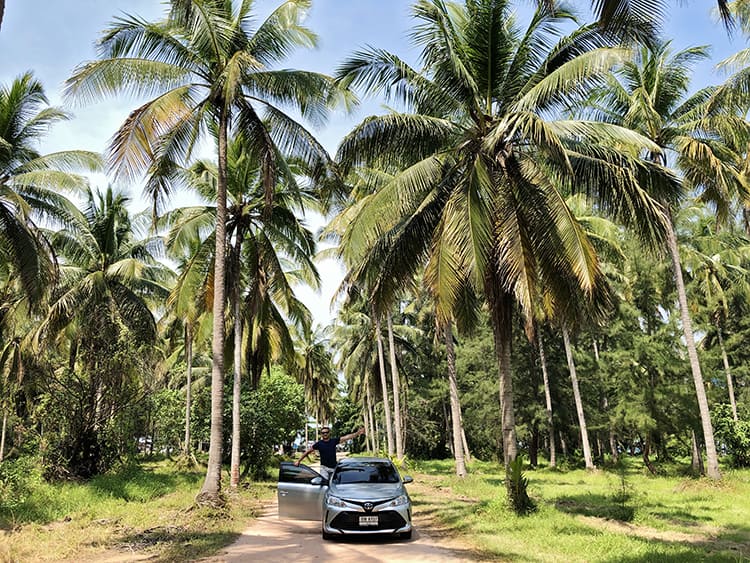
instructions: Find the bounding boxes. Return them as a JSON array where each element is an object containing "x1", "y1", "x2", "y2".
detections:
[{"x1": 202, "y1": 498, "x2": 483, "y2": 563}]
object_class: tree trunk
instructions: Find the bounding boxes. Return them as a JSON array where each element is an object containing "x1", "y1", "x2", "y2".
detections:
[
  {"x1": 0, "y1": 409, "x2": 7, "y2": 461},
  {"x1": 199, "y1": 106, "x2": 229, "y2": 505},
  {"x1": 641, "y1": 434, "x2": 656, "y2": 475},
  {"x1": 716, "y1": 327, "x2": 738, "y2": 422},
  {"x1": 386, "y1": 315, "x2": 404, "y2": 460},
  {"x1": 561, "y1": 324, "x2": 595, "y2": 470},
  {"x1": 485, "y1": 278, "x2": 518, "y2": 478},
  {"x1": 691, "y1": 429, "x2": 704, "y2": 476},
  {"x1": 529, "y1": 423, "x2": 539, "y2": 467},
  {"x1": 366, "y1": 377, "x2": 376, "y2": 452},
  {"x1": 559, "y1": 431, "x2": 568, "y2": 458},
  {"x1": 603, "y1": 395, "x2": 618, "y2": 463},
  {"x1": 461, "y1": 426, "x2": 472, "y2": 463},
  {"x1": 184, "y1": 323, "x2": 193, "y2": 457},
  {"x1": 444, "y1": 322, "x2": 467, "y2": 477},
  {"x1": 230, "y1": 280, "x2": 243, "y2": 488},
  {"x1": 665, "y1": 217, "x2": 721, "y2": 479},
  {"x1": 374, "y1": 315, "x2": 394, "y2": 457},
  {"x1": 537, "y1": 332, "x2": 556, "y2": 468}
]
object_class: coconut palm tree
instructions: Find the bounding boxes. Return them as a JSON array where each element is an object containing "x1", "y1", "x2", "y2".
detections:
[
  {"x1": 33, "y1": 186, "x2": 172, "y2": 476},
  {"x1": 590, "y1": 41, "x2": 750, "y2": 478},
  {"x1": 295, "y1": 325, "x2": 338, "y2": 440},
  {"x1": 335, "y1": 0, "x2": 675, "y2": 485},
  {"x1": 331, "y1": 304, "x2": 389, "y2": 453},
  {"x1": 164, "y1": 131, "x2": 318, "y2": 485},
  {"x1": 681, "y1": 206, "x2": 750, "y2": 422},
  {"x1": 536, "y1": 0, "x2": 732, "y2": 32},
  {"x1": 1, "y1": 73, "x2": 101, "y2": 305},
  {"x1": 66, "y1": 0, "x2": 349, "y2": 502}
]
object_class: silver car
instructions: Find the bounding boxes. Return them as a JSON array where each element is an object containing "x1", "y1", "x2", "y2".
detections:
[{"x1": 278, "y1": 457, "x2": 413, "y2": 540}]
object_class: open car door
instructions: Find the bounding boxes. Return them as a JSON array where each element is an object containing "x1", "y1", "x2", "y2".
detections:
[{"x1": 277, "y1": 462, "x2": 327, "y2": 520}]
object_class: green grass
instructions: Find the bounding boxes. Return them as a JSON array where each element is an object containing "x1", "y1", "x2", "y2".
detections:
[
  {"x1": 0, "y1": 458, "x2": 276, "y2": 562},
  {"x1": 3, "y1": 455, "x2": 749, "y2": 562},
  {"x1": 408, "y1": 458, "x2": 750, "y2": 562}
]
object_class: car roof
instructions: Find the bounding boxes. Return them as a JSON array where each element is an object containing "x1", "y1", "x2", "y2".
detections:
[{"x1": 337, "y1": 456, "x2": 392, "y2": 465}]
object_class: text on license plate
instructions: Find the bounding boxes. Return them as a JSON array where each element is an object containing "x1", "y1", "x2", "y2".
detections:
[{"x1": 359, "y1": 515, "x2": 378, "y2": 526}]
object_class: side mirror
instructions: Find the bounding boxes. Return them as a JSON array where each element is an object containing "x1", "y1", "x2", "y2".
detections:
[
  {"x1": 402, "y1": 475, "x2": 413, "y2": 484},
  {"x1": 311, "y1": 476, "x2": 327, "y2": 486}
]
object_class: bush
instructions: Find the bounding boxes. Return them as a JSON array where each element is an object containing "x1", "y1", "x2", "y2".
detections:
[
  {"x1": 0, "y1": 456, "x2": 39, "y2": 515},
  {"x1": 713, "y1": 404, "x2": 750, "y2": 468}
]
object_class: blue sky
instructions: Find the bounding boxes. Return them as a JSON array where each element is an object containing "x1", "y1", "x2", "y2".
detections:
[{"x1": 0, "y1": 0, "x2": 745, "y2": 324}]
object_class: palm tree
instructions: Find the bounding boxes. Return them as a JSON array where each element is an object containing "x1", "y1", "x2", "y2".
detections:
[
  {"x1": 295, "y1": 325, "x2": 338, "y2": 439},
  {"x1": 331, "y1": 305, "x2": 388, "y2": 453},
  {"x1": 66, "y1": 0, "x2": 348, "y2": 502},
  {"x1": 33, "y1": 186, "x2": 171, "y2": 476},
  {"x1": 536, "y1": 1, "x2": 732, "y2": 32},
  {"x1": 165, "y1": 131, "x2": 319, "y2": 484},
  {"x1": 336, "y1": 0, "x2": 674, "y2": 484},
  {"x1": 590, "y1": 41, "x2": 749, "y2": 478},
  {"x1": 162, "y1": 239, "x2": 213, "y2": 460},
  {"x1": 681, "y1": 206, "x2": 750, "y2": 422},
  {"x1": 163, "y1": 134, "x2": 319, "y2": 488},
  {"x1": 1, "y1": 73, "x2": 101, "y2": 305}
]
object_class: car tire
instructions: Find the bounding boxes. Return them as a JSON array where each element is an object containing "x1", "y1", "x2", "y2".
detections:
[{"x1": 400, "y1": 530, "x2": 412, "y2": 540}]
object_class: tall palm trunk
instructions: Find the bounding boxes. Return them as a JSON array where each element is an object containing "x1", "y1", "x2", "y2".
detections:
[
  {"x1": 386, "y1": 315, "x2": 404, "y2": 460},
  {"x1": 444, "y1": 322, "x2": 467, "y2": 477},
  {"x1": 561, "y1": 324, "x2": 594, "y2": 470},
  {"x1": 366, "y1": 376, "x2": 376, "y2": 452},
  {"x1": 374, "y1": 315, "x2": 394, "y2": 456},
  {"x1": 230, "y1": 227, "x2": 245, "y2": 488},
  {"x1": 485, "y1": 277, "x2": 518, "y2": 475},
  {"x1": 184, "y1": 322, "x2": 193, "y2": 457},
  {"x1": 461, "y1": 424, "x2": 471, "y2": 463},
  {"x1": 0, "y1": 409, "x2": 7, "y2": 461},
  {"x1": 537, "y1": 332, "x2": 556, "y2": 468},
  {"x1": 230, "y1": 281, "x2": 243, "y2": 488},
  {"x1": 199, "y1": 107, "x2": 229, "y2": 503},
  {"x1": 716, "y1": 326, "x2": 738, "y2": 422},
  {"x1": 665, "y1": 217, "x2": 721, "y2": 479}
]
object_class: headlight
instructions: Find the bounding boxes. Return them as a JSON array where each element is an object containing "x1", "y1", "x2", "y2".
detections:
[
  {"x1": 326, "y1": 495, "x2": 347, "y2": 508},
  {"x1": 388, "y1": 494, "x2": 409, "y2": 507}
]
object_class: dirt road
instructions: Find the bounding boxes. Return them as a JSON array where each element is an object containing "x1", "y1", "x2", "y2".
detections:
[{"x1": 203, "y1": 499, "x2": 485, "y2": 563}]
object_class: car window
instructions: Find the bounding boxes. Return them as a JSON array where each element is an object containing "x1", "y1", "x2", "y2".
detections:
[
  {"x1": 279, "y1": 463, "x2": 320, "y2": 484},
  {"x1": 332, "y1": 462, "x2": 400, "y2": 484}
]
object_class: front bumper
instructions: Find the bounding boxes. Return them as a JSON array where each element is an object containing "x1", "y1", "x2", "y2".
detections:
[{"x1": 323, "y1": 506, "x2": 412, "y2": 535}]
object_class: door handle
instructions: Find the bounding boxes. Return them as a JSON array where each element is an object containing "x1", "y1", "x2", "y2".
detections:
[{"x1": 279, "y1": 490, "x2": 288, "y2": 496}]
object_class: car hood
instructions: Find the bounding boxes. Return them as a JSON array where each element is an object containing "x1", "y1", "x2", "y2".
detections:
[{"x1": 328, "y1": 482, "x2": 406, "y2": 501}]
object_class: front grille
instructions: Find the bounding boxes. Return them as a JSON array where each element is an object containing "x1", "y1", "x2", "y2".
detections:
[{"x1": 330, "y1": 510, "x2": 407, "y2": 531}]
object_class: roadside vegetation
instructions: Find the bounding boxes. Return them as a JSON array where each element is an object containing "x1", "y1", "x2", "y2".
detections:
[
  {"x1": 409, "y1": 458, "x2": 750, "y2": 562},
  {"x1": 0, "y1": 458, "x2": 275, "y2": 562},
  {"x1": 2, "y1": 455, "x2": 748, "y2": 562}
]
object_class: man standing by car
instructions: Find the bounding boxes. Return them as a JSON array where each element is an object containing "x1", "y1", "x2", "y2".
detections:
[{"x1": 294, "y1": 426, "x2": 365, "y2": 478}]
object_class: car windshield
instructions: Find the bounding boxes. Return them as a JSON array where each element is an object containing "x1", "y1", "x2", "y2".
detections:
[{"x1": 332, "y1": 462, "x2": 400, "y2": 484}]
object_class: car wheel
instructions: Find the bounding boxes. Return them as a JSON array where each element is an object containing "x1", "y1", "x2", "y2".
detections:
[{"x1": 400, "y1": 530, "x2": 412, "y2": 540}]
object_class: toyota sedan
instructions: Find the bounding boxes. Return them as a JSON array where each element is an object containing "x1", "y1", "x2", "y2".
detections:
[{"x1": 278, "y1": 457, "x2": 413, "y2": 540}]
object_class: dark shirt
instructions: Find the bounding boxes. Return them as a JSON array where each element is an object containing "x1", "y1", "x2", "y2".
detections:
[{"x1": 313, "y1": 436, "x2": 340, "y2": 468}]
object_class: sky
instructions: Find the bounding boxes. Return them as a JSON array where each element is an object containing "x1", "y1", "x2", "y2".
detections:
[{"x1": 0, "y1": 0, "x2": 745, "y2": 326}]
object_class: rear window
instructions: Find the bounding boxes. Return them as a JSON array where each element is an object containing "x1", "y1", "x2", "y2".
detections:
[{"x1": 332, "y1": 462, "x2": 400, "y2": 484}]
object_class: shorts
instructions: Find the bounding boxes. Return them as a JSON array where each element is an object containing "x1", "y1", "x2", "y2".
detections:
[{"x1": 319, "y1": 465, "x2": 336, "y2": 480}]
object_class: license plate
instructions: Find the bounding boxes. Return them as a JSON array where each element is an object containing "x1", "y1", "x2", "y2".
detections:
[{"x1": 359, "y1": 515, "x2": 378, "y2": 526}]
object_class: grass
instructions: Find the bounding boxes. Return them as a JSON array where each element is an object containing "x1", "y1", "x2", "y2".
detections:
[
  {"x1": 2, "y1": 455, "x2": 749, "y2": 562},
  {"x1": 0, "y1": 458, "x2": 276, "y2": 562},
  {"x1": 407, "y1": 457, "x2": 750, "y2": 562}
]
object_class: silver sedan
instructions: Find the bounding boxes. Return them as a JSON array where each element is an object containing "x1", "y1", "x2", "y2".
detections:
[{"x1": 278, "y1": 457, "x2": 413, "y2": 540}]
